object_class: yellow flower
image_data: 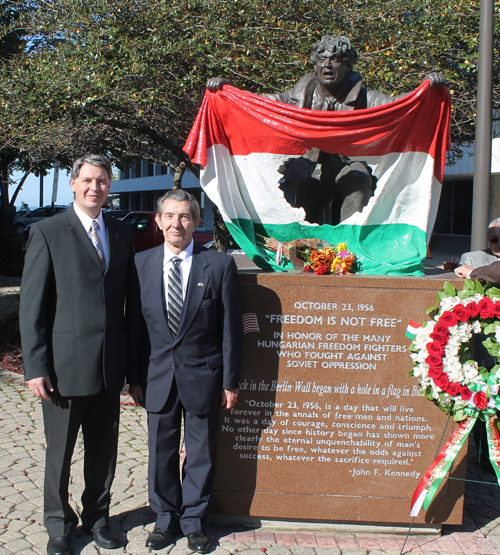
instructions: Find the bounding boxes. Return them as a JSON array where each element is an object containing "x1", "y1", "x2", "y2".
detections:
[{"x1": 337, "y1": 242, "x2": 347, "y2": 252}]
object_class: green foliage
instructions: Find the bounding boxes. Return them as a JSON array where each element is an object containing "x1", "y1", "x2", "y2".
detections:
[
  {"x1": 0, "y1": 0, "x2": 497, "y2": 230},
  {"x1": 2, "y1": 0, "x2": 497, "y2": 166}
]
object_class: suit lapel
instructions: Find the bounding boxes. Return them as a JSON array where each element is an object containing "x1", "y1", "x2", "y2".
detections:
[
  {"x1": 175, "y1": 244, "x2": 210, "y2": 343},
  {"x1": 104, "y1": 214, "x2": 117, "y2": 272},
  {"x1": 147, "y1": 245, "x2": 172, "y2": 337},
  {"x1": 67, "y1": 205, "x2": 104, "y2": 271}
]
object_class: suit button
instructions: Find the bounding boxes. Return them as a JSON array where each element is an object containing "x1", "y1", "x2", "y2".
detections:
[{"x1": 171, "y1": 364, "x2": 174, "y2": 369}]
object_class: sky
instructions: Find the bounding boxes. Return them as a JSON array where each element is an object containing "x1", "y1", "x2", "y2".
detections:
[{"x1": 11, "y1": 168, "x2": 74, "y2": 209}]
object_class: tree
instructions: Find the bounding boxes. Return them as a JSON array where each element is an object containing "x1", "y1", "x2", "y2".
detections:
[{"x1": 1, "y1": 0, "x2": 498, "y2": 232}]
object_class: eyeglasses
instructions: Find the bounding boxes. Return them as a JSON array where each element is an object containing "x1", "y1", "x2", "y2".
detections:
[{"x1": 489, "y1": 237, "x2": 500, "y2": 244}]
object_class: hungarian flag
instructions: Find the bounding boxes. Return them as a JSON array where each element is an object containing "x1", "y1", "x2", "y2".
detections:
[{"x1": 184, "y1": 82, "x2": 451, "y2": 275}]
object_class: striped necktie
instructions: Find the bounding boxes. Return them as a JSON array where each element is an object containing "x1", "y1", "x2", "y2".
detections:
[
  {"x1": 91, "y1": 220, "x2": 106, "y2": 269},
  {"x1": 167, "y1": 257, "x2": 183, "y2": 337}
]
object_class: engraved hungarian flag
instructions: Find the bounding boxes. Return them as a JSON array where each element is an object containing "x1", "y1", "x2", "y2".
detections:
[{"x1": 184, "y1": 83, "x2": 451, "y2": 275}]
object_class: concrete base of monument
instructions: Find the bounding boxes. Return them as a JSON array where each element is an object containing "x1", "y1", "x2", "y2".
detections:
[
  {"x1": 207, "y1": 514, "x2": 442, "y2": 535},
  {"x1": 212, "y1": 272, "x2": 466, "y2": 526}
]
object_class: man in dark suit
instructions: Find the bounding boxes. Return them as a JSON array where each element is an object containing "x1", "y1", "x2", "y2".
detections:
[
  {"x1": 130, "y1": 189, "x2": 243, "y2": 553},
  {"x1": 20, "y1": 154, "x2": 140, "y2": 555}
]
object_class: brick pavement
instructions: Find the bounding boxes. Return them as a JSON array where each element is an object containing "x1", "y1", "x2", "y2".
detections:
[
  {"x1": 2, "y1": 268, "x2": 500, "y2": 555},
  {"x1": 0, "y1": 377, "x2": 499, "y2": 555}
]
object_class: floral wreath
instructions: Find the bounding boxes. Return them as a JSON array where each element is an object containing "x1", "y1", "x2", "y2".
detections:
[{"x1": 407, "y1": 278, "x2": 500, "y2": 516}]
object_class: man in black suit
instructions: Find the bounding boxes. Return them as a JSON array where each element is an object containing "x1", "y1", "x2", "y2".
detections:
[
  {"x1": 20, "y1": 154, "x2": 140, "y2": 555},
  {"x1": 131, "y1": 189, "x2": 243, "y2": 553}
]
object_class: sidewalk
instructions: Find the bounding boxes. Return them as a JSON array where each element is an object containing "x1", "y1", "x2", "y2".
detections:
[{"x1": 3, "y1": 261, "x2": 500, "y2": 555}]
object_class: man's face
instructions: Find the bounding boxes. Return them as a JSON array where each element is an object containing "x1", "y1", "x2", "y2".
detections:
[
  {"x1": 488, "y1": 225, "x2": 500, "y2": 256},
  {"x1": 314, "y1": 51, "x2": 349, "y2": 91},
  {"x1": 70, "y1": 163, "x2": 111, "y2": 218},
  {"x1": 155, "y1": 199, "x2": 201, "y2": 254}
]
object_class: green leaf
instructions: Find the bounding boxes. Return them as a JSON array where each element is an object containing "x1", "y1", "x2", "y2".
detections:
[
  {"x1": 453, "y1": 410, "x2": 466, "y2": 422},
  {"x1": 426, "y1": 305, "x2": 438, "y2": 315},
  {"x1": 476, "y1": 279, "x2": 485, "y2": 295},
  {"x1": 483, "y1": 338, "x2": 500, "y2": 357},
  {"x1": 443, "y1": 281, "x2": 457, "y2": 297},
  {"x1": 483, "y1": 323, "x2": 499, "y2": 335},
  {"x1": 487, "y1": 287, "x2": 500, "y2": 298},
  {"x1": 437, "y1": 290, "x2": 446, "y2": 303},
  {"x1": 464, "y1": 278, "x2": 475, "y2": 290}
]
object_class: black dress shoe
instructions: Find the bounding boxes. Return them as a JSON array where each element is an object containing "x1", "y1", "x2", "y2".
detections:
[
  {"x1": 145, "y1": 528, "x2": 174, "y2": 550},
  {"x1": 47, "y1": 537, "x2": 73, "y2": 555},
  {"x1": 87, "y1": 526, "x2": 121, "y2": 549},
  {"x1": 186, "y1": 532, "x2": 210, "y2": 553}
]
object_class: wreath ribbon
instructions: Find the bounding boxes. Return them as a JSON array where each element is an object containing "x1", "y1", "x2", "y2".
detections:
[{"x1": 410, "y1": 411, "x2": 500, "y2": 516}]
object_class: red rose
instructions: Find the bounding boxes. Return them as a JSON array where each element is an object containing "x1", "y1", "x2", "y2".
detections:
[
  {"x1": 425, "y1": 355, "x2": 443, "y2": 368},
  {"x1": 430, "y1": 332, "x2": 448, "y2": 345},
  {"x1": 428, "y1": 367, "x2": 442, "y2": 379},
  {"x1": 434, "y1": 373, "x2": 450, "y2": 390},
  {"x1": 427, "y1": 342, "x2": 444, "y2": 356},
  {"x1": 433, "y1": 323, "x2": 450, "y2": 337},
  {"x1": 460, "y1": 386, "x2": 473, "y2": 400},
  {"x1": 473, "y1": 391, "x2": 488, "y2": 410},
  {"x1": 494, "y1": 302, "x2": 500, "y2": 318},
  {"x1": 446, "y1": 382, "x2": 461, "y2": 396},
  {"x1": 467, "y1": 302, "x2": 480, "y2": 318},
  {"x1": 314, "y1": 265, "x2": 329, "y2": 275},
  {"x1": 478, "y1": 297, "x2": 494, "y2": 319},
  {"x1": 303, "y1": 265, "x2": 312, "y2": 272},
  {"x1": 453, "y1": 304, "x2": 469, "y2": 322},
  {"x1": 439, "y1": 311, "x2": 457, "y2": 328}
]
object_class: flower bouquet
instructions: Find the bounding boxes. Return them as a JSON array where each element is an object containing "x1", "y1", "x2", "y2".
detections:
[{"x1": 260, "y1": 236, "x2": 356, "y2": 275}]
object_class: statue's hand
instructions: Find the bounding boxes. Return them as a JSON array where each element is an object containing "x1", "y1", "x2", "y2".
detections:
[
  {"x1": 206, "y1": 77, "x2": 230, "y2": 91},
  {"x1": 422, "y1": 72, "x2": 446, "y2": 87}
]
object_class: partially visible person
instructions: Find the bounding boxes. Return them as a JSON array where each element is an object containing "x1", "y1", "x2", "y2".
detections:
[
  {"x1": 131, "y1": 189, "x2": 243, "y2": 553},
  {"x1": 20, "y1": 154, "x2": 140, "y2": 555},
  {"x1": 455, "y1": 218, "x2": 500, "y2": 278}
]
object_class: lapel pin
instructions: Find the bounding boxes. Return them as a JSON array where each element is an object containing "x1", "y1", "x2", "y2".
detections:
[{"x1": 198, "y1": 282, "x2": 204, "y2": 287}]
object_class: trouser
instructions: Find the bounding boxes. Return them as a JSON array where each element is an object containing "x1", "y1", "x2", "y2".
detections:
[
  {"x1": 148, "y1": 379, "x2": 220, "y2": 535},
  {"x1": 42, "y1": 389, "x2": 120, "y2": 538}
]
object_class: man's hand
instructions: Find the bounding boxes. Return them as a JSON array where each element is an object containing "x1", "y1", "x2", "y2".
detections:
[
  {"x1": 423, "y1": 72, "x2": 446, "y2": 87},
  {"x1": 206, "y1": 77, "x2": 230, "y2": 92},
  {"x1": 221, "y1": 388, "x2": 239, "y2": 410},
  {"x1": 28, "y1": 376, "x2": 54, "y2": 401},
  {"x1": 454, "y1": 264, "x2": 473, "y2": 278},
  {"x1": 129, "y1": 385, "x2": 144, "y2": 407}
]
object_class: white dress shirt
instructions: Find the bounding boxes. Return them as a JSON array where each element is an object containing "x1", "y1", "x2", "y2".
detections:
[
  {"x1": 73, "y1": 203, "x2": 109, "y2": 266},
  {"x1": 163, "y1": 240, "x2": 194, "y2": 306}
]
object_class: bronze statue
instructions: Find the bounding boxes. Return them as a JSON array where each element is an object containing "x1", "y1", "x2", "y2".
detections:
[{"x1": 207, "y1": 35, "x2": 445, "y2": 225}]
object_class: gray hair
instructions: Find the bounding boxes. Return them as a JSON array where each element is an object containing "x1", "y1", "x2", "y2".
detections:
[
  {"x1": 156, "y1": 189, "x2": 200, "y2": 221},
  {"x1": 489, "y1": 218, "x2": 500, "y2": 228},
  {"x1": 71, "y1": 154, "x2": 112, "y2": 181},
  {"x1": 310, "y1": 35, "x2": 358, "y2": 70}
]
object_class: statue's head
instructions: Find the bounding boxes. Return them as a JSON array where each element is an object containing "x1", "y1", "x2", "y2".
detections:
[
  {"x1": 310, "y1": 36, "x2": 358, "y2": 91},
  {"x1": 310, "y1": 36, "x2": 358, "y2": 69}
]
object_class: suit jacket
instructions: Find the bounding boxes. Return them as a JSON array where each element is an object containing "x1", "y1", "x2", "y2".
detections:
[
  {"x1": 135, "y1": 242, "x2": 243, "y2": 416},
  {"x1": 471, "y1": 260, "x2": 500, "y2": 284},
  {"x1": 460, "y1": 249, "x2": 499, "y2": 268},
  {"x1": 20, "y1": 205, "x2": 141, "y2": 396}
]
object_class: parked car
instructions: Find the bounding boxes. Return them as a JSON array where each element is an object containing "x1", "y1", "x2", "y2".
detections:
[
  {"x1": 121, "y1": 211, "x2": 213, "y2": 253},
  {"x1": 102, "y1": 209, "x2": 131, "y2": 219},
  {"x1": 13, "y1": 205, "x2": 68, "y2": 235}
]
